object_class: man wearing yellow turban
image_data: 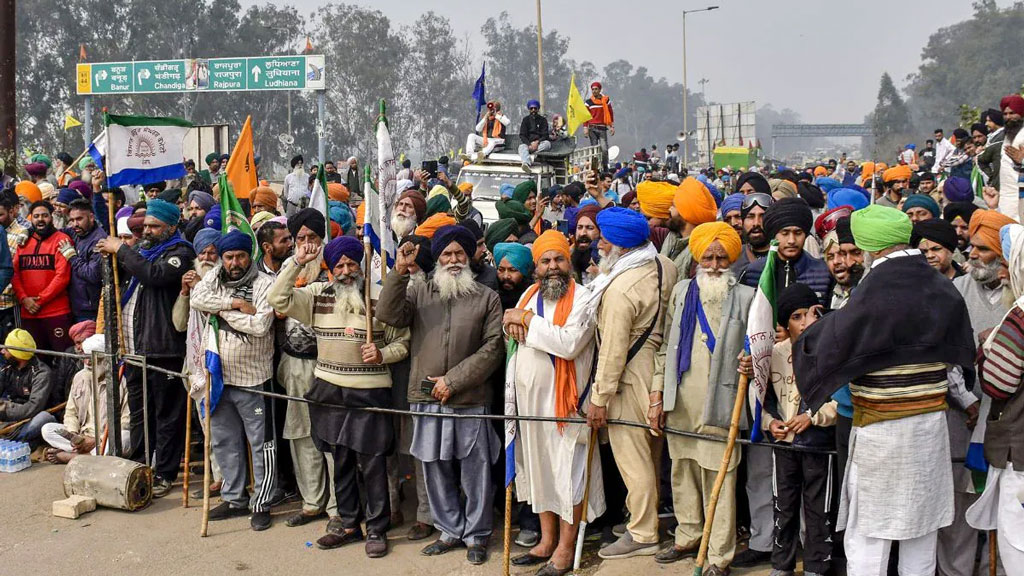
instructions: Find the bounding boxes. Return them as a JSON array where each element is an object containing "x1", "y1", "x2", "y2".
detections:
[
  {"x1": 652, "y1": 220, "x2": 754, "y2": 569},
  {"x1": 661, "y1": 177, "x2": 718, "y2": 279},
  {"x1": 635, "y1": 180, "x2": 675, "y2": 226},
  {"x1": 500, "y1": 229, "x2": 604, "y2": 573}
]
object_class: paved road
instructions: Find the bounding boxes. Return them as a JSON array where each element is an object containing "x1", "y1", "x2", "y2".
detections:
[{"x1": 0, "y1": 461, "x2": 776, "y2": 576}]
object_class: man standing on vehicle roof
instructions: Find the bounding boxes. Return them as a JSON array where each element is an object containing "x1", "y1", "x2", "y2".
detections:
[
  {"x1": 583, "y1": 82, "x2": 615, "y2": 169},
  {"x1": 518, "y1": 99, "x2": 551, "y2": 173}
]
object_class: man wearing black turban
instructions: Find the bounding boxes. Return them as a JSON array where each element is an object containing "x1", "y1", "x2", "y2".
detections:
[
  {"x1": 288, "y1": 208, "x2": 326, "y2": 240},
  {"x1": 911, "y1": 218, "x2": 964, "y2": 280},
  {"x1": 740, "y1": 197, "x2": 830, "y2": 300},
  {"x1": 942, "y1": 201, "x2": 979, "y2": 254}
]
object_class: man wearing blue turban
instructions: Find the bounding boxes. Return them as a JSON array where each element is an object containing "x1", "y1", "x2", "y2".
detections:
[
  {"x1": 583, "y1": 206, "x2": 681, "y2": 560},
  {"x1": 494, "y1": 242, "x2": 534, "y2": 309},
  {"x1": 519, "y1": 99, "x2": 551, "y2": 171},
  {"x1": 189, "y1": 227, "x2": 279, "y2": 531}
]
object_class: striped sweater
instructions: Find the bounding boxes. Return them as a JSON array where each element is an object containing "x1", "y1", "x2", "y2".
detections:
[
  {"x1": 978, "y1": 306, "x2": 1024, "y2": 401},
  {"x1": 849, "y1": 362, "x2": 948, "y2": 427}
]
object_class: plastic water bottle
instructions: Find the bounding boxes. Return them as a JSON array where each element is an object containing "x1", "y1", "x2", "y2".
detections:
[
  {"x1": 16, "y1": 442, "x2": 29, "y2": 471},
  {"x1": 0, "y1": 442, "x2": 9, "y2": 473}
]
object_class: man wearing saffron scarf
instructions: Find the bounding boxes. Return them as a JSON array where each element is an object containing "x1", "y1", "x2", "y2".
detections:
[
  {"x1": 97, "y1": 198, "x2": 195, "y2": 498},
  {"x1": 652, "y1": 221, "x2": 753, "y2": 572},
  {"x1": 463, "y1": 101, "x2": 511, "y2": 163},
  {"x1": 502, "y1": 230, "x2": 604, "y2": 576},
  {"x1": 584, "y1": 207, "x2": 677, "y2": 560}
]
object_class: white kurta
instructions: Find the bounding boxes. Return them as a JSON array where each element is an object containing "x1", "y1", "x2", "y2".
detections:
[{"x1": 509, "y1": 284, "x2": 606, "y2": 523}]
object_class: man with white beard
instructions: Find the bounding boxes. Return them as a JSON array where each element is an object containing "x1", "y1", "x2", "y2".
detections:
[
  {"x1": 652, "y1": 222, "x2": 753, "y2": 572},
  {"x1": 583, "y1": 207, "x2": 678, "y2": 560},
  {"x1": 270, "y1": 235, "x2": 410, "y2": 558},
  {"x1": 377, "y1": 224, "x2": 504, "y2": 566},
  {"x1": 172, "y1": 227, "x2": 224, "y2": 497},
  {"x1": 392, "y1": 189, "x2": 427, "y2": 242}
]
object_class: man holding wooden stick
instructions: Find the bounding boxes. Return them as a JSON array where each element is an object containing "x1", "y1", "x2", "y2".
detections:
[
  {"x1": 501, "y1": 230, "x2": 604, "y2": 576},
  {"x1": 651, "y1": 222, "x2": 752, "y2": 572},
  {"x1": 269, "y1": 235, "x2": 409, "y2": 558}
]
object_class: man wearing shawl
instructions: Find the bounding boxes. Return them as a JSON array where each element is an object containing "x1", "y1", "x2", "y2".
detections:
[
  {"x1": 97, "y1": 199, "x2": 195, "y2": 498},
  {"x1": 172, "y1": 227, "x2": 224, "y2": 498},
  {"x1": 938, "y1": 210, "x2": 1014, "y2": 576},
  {"x1": 501, "y1": 230, "x2": 604, "y2": 576},
  {"x1": 793, "y1": 205, "x2": 975, "y2": 576},
  {"x1": 190, "y1": 230, "x2": 277, "y2": 531},
  {"x1": 584, "y1": 207, "x2": 677, "y2": 560},
  {"x1": 652, "y1": 222, "x2": 753, "y2": 573},
  {"x1": 967, "y1": 222, "x2": 1024, "y2": 565},
  {"x1": 377, "y1": 225, "x2": 504, "y2": 565},
  {"x1": 270, "y1": 236, "x2": 410, "y2": 557}
]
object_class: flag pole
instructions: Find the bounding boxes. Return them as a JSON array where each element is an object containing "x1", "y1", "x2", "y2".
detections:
[
  {"x1": 182, "y1": 395, "x2": 192, "y2": 508},
  {"x1": 693, "y1": 373, "x2": 749, "y2": 576},
  {"x1": 201, "y1": 371, "x2": 212, "y2": 537},
  {"x1": 363, "y1": 235, "x2": 373, "y2": 345},
  {"x1": 503, "y1": 486, "x2": 512, "y2": 576}
]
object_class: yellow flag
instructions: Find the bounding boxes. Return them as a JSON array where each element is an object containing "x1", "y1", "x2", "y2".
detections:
[
  {"x1": 566, "y1": 73, "x2": 592, "y2": 136},
  {"x1": 226, "y1": 116, "x2": 258, "y2": 201},
  {"x1": 64, "y1": 114, "x2": 83, "y2": 130}
]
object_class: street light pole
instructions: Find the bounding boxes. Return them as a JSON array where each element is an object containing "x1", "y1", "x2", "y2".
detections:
[
  {"x1": 681, "y1": 6, "x2": 718, "y2": 168},
  {"x1": 536, "y1": 0, "x2": 545, "y2": 111}
]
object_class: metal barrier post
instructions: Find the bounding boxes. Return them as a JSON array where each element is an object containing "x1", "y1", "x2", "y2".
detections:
[
  {"x1": 142, "y1": 355, "x2": 150, "y2": 468},
  {"x1": 90, "y1": 352, "x2": 101, "y2": 455}
]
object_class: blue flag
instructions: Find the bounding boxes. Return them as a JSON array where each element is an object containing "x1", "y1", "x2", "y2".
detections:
[{"x1": 472, "y1": 64, "x2": 486, "y2": 122}]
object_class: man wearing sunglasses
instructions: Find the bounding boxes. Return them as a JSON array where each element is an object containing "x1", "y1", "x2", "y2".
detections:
[
  {"x1": 730, "y1": 193, "x2": 773, "y2": 278},
  {"x1": 518, "y1": 99, "x2": 551, "y2": 172}
]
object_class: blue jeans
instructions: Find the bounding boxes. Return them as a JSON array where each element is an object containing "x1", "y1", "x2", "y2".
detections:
[
  {"x1": 15, "y1": 411, "x2": 56, "y2": 442},
  {"x1": 518, "y1": 140, "x2": 551, "y2": 166}
]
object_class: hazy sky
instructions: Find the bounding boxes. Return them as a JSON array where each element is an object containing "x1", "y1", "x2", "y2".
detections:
[{"x1": 243, "y1": 0, "x2": 996, "y2": 123}]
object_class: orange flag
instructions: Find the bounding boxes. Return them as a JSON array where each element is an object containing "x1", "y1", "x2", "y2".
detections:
[{"x1": 225, "y1": 116, "x2": 258, "y2": 202}]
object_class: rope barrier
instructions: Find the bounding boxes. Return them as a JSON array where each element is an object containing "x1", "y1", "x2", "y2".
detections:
[{"x1": 2, "y1": 343, "x2": 840, "y2": 455}]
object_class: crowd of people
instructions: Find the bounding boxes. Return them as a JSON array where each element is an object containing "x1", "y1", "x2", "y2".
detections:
[{"x1": 3, "y1": 89, "x2": 1024, "y2": 576}]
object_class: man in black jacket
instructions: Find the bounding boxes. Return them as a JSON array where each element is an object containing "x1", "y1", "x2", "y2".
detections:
[
  {"x1": 96, "y1": 198, "x2": 194, "y2": 498},
  {"x1": 517, "y1": 99, "x2": 550, "y2": 172}
]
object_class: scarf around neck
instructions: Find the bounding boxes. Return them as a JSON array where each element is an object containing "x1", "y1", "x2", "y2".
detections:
[
  {"x1": 122, "y1": 231, "x2": 189, "y2": 305},
  {"x1": 519, "y1": 279, "x2": 578, "y2": 432}
]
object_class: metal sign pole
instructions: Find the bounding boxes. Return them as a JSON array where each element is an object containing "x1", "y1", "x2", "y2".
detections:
[
  {"x1": 84, "y1": 96, "x2": 92, "y2": 147},
  {"x1": 317, "y1": 90, "x2": 326, "y2": 163}
]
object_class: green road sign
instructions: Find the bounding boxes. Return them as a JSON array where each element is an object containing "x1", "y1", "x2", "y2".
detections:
[{"x1": 76, "y1": 55, "x2": 325, "y2": 95}]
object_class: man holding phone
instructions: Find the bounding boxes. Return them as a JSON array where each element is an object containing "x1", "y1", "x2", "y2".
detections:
[
  {"x1": 518, "y1": 99, "x2": 551, "y2": 172},
  {"x1": 463, "y1": 101, "x2": 510, "y2": 164}
]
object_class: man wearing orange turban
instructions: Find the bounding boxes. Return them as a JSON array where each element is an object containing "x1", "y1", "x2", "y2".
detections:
[
  {"x1": 327, "y1": 182, "x2": 350, "y2": 203},
  {"x1": 877, "y1": 164, "x2": 913, "y2": 208},
  {"x1": 662, "y1": 177, "x2": 717, "y2": 279},
  {"x1": 249, "y1": 186, "x2": 279, "y2": 216},
  {"x1": 15, "y1": 181, "x2": 42, "y2": 204},
  {"x1": 636, "y1": 180, "x2": 675, "y2": 224},
  {"x1": 501, "y1": 227, "x2": 603, "y2": 572},
  {"x1": 969, "y1": 210, "x2": 1016, "y2": 260},
  {"x1": 414, "y1": 213, "x2": 457, "y2": 239},
  {"x1": 652, "y1": 217, "x2": 754, "y2": 567}
]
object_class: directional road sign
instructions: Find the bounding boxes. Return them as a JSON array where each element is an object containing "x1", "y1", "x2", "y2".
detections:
[{"x1": 76, "y1": 55, "x2": 326, "y2": 95}]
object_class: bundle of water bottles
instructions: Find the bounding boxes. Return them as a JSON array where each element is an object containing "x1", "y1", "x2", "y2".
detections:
[{"x1": 0, "y1": 440, "x2": 31, "y2": 472}]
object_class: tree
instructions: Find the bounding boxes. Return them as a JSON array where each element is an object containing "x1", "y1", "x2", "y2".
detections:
[
  {"x1": 312, "y1": 4, "x2": 408, "y2": 164},
  {"x1": 871, "y1": 72, "x2": 913, "y2": 158},
  {"x1": 905, "y1": 0, "x2": 1024, "y2": 132},
  {"x1": 402, "y1": 12, "x2": 473, "y2": 157}
]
